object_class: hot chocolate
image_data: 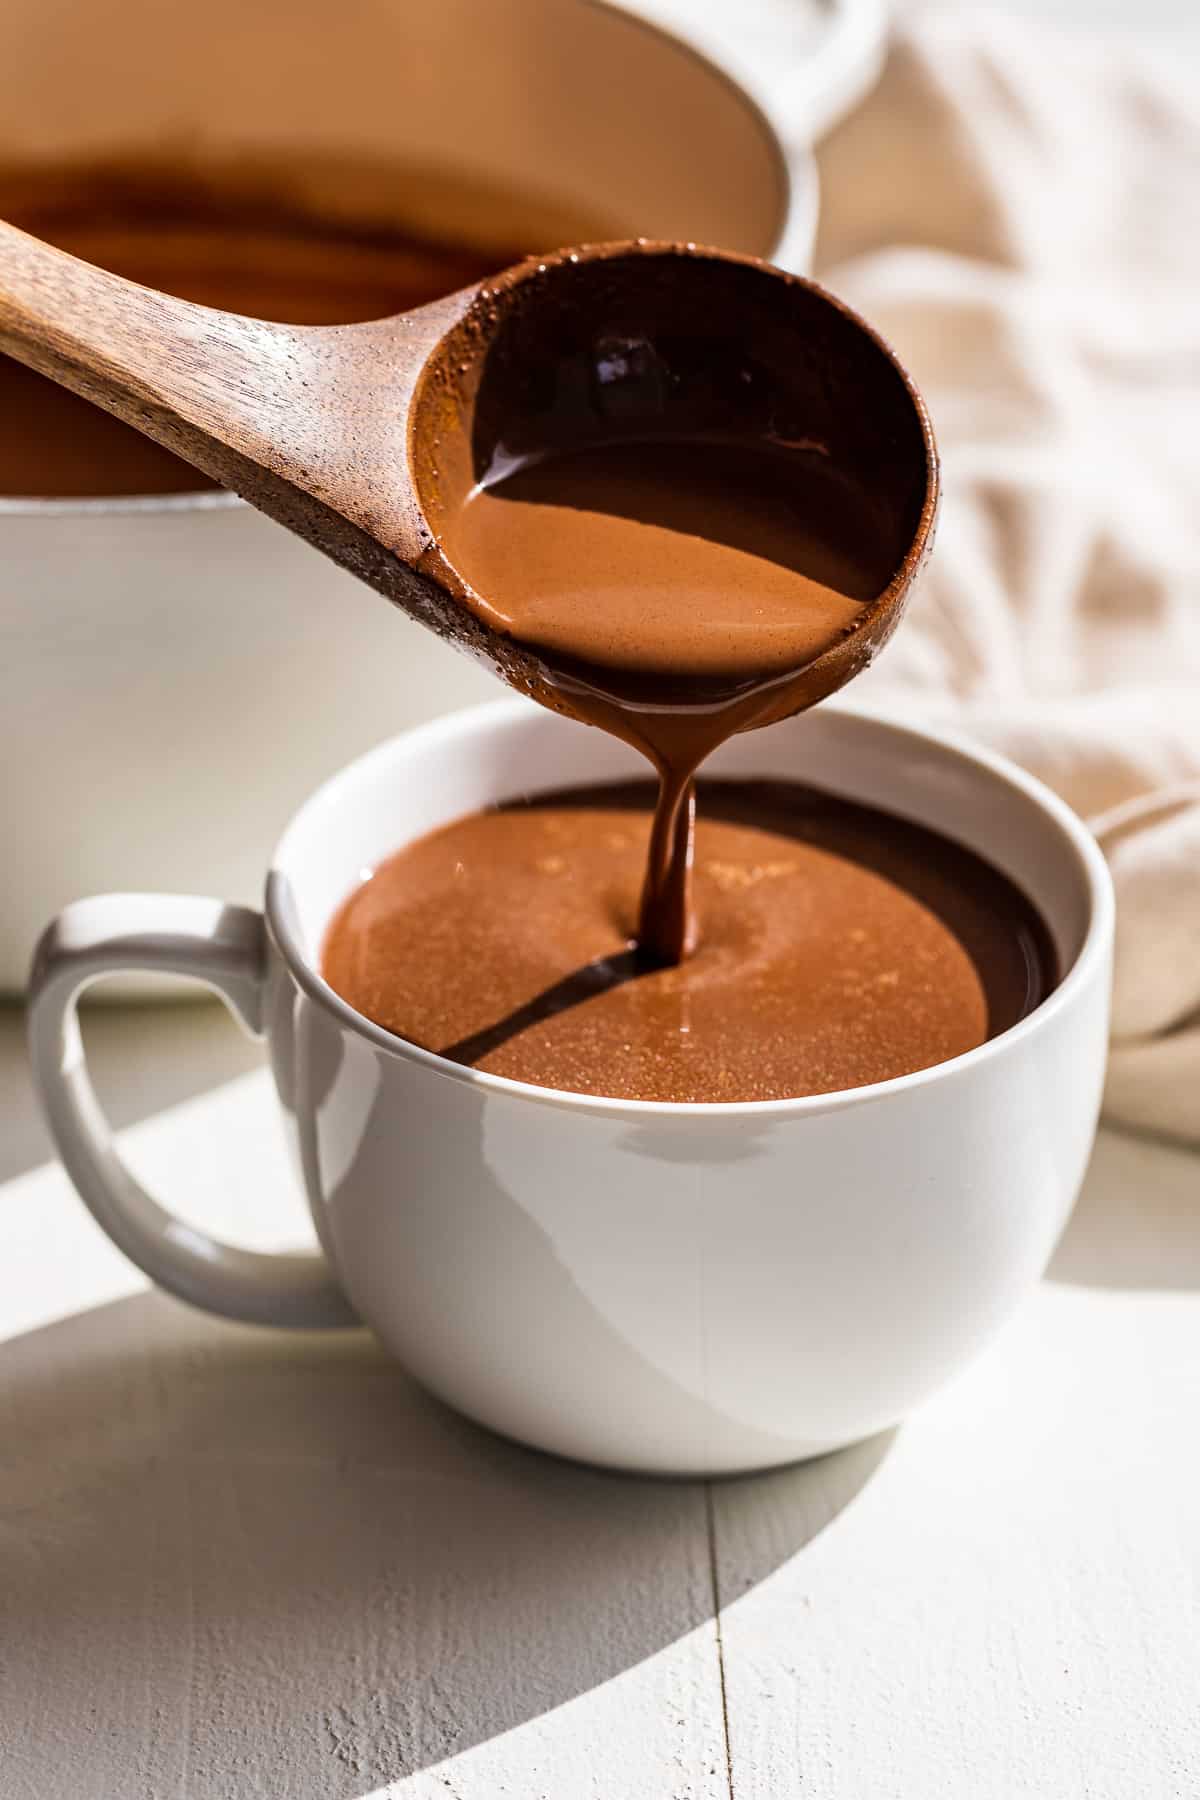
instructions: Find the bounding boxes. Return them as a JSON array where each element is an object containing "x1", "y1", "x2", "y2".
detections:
[
  {"x1": 324, "y1": 314, "x2": 1053, "y2": 1103},
  {"x1": 323, "y1": 778, "x2": 1056, "y2": 1104},
  {"x1": 443, "y1": 436, "x2": 898, "y2": 962},
  {"x1": 325, "y1": 321, "x2": 1034, "y2": 1105}
]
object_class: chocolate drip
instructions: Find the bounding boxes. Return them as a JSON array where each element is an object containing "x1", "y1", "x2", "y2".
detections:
[
  {"x1": 637, "y1": 769, "x2": 696, "y2": 966},
  {"x1": 443, "y1": 437, "x2": 891, "y2": 963}
]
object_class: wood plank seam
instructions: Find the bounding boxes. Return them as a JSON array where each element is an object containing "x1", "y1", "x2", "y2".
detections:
[{"x1": 706, "y1": 1480, "x2": 737, "y2": 1800}]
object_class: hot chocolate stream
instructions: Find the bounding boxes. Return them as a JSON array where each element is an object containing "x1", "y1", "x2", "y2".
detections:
[{"x1": 444, "y1": 437, "x2": 890, "y2": 962}]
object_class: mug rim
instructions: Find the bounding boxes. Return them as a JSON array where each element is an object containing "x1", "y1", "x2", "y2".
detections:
[
  {"x1": 266, "y1": 698, "x2": 1115, "y2": 1123},
  {"x1": 0, "y1": 0, "x2": 797, "y2": 521}
]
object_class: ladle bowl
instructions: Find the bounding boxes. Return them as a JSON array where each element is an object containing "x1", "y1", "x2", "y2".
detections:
[{"x1": 0, "y1": 230, "x2": 938, "y2": 734}]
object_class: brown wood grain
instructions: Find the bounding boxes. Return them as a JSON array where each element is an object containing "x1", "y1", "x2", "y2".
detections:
[{"x1": 0, "y1": 217, "x2": 470, "y2": 617}]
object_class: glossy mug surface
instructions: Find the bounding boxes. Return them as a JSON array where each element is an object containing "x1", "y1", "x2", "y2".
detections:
[
  {"x1": 0, "y1": 0, "x2": 834, "y2": 992},
  {"x1": 28, "y1": 702, "x2": 1113, "y2": 1476}
]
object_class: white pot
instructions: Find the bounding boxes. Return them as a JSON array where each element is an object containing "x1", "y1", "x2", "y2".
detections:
[{"x1": 0, "y1": 0, "x2": 883, "y2": 992}]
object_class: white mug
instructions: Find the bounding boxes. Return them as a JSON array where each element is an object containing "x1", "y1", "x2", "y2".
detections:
[{"x1": 28, "y1": 700, "x2": 1113, "y2": 1476}]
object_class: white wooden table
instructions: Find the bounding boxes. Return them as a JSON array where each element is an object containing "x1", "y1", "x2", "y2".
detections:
[{"x1": 2, "y1": 1068, "x2": 1198, "y2": 1799}]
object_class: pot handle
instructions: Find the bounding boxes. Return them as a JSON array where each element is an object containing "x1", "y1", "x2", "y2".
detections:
[
  {"x1": 27, "y1": 895, "x2": 356, "y2": 1329},
  {"x1": 788, "y1": 0, "x2": 888, "y2": 143}
]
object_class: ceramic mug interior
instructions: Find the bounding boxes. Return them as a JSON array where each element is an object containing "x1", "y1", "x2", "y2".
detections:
[{"x1": 272, "y1": 697, "x2": 1107, "y2": 1096}]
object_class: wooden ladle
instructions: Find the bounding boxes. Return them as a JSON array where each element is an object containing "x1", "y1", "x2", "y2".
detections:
[{"x1": 0, "y1": 226, "x2": 938, "y2": 722}]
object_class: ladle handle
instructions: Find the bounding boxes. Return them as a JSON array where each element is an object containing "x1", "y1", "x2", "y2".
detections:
[
  {"x1": 0, "y1": 216, "x2": 308, "y2": 491},
  {"x1": 0, "y1": 216, "x2": 473, "y2": 593}
]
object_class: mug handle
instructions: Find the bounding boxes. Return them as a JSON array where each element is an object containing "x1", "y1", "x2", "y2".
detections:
[{"x1": 27, "y1": 894, "x2": 356, "y2": 1329}]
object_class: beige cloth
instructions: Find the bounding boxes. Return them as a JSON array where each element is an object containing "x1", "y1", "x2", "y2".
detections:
[{"x1": 813, "y1": 7, "x2": 1200, "y2": 1142}]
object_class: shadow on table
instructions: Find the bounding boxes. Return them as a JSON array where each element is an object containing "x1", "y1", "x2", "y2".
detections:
[
  {"x1": 0, "y1": 1293, "x2": 891, "y2": 1798},
  {"x1": 1048, "y1": 1124, "x2": 1200, "y2": 1292}
]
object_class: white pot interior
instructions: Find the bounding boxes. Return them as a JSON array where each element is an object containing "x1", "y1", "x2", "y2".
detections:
[{"x1": 0, "y1": 0, "x2": 788, "y2": 280}]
